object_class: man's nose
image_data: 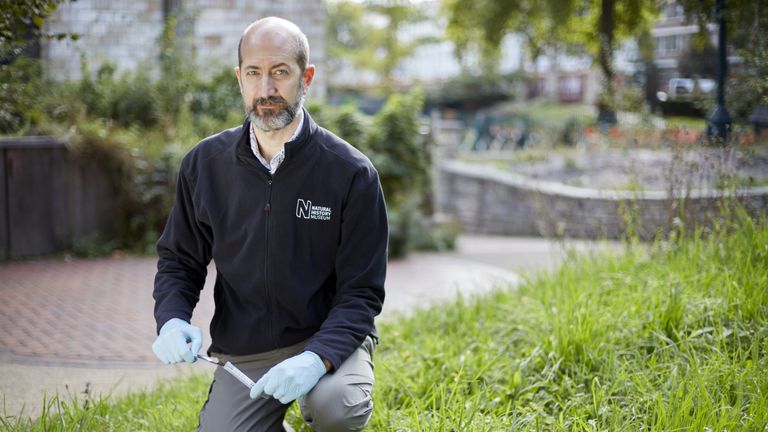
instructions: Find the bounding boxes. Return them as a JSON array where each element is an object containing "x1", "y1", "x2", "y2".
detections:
[{"x1": 260, "y1": 76, "x2": 277, "y2": 98}]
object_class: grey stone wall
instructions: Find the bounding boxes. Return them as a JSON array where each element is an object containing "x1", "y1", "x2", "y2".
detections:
[
  {"x1": 192, "y1": 0, "x2": 327, "y2": 98},
  {"x1": 42, "y1": 0, "x2": 327, "y2": 99},
  {"x1": 439, "y1": 161, "x2": 768, "y2": 239},
  {"x1": 43, "y1": 0, "x2": 164, "y2": 80}
]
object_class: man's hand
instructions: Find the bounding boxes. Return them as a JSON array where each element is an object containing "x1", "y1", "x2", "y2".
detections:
[
  {"x1": 249, "y1": 351, "x2": 327, "y2": 404},
  {"x1": 151, "y1": 318, "x2": 203, "y2": 364}
]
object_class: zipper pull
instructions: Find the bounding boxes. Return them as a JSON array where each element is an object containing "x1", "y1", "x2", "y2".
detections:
[{"x1": 264, "y1": 203, "x2": 271, "y2": 212}]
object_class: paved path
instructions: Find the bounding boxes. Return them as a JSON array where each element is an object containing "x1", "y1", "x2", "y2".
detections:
[{"x1": 0, "y1": 235, "x2": 606, "y2": 420}]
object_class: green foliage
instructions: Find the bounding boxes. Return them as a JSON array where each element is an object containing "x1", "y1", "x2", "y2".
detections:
[
  {"x1": 317, "y1": 90, "x2": 452, "y2": 258},
  {"x1": 108, "y1": 70, "x2": 161, "y2": 128},
  {"x1": 724, "y1": 44, "x2": 768, "y2": 123},
  {"x1": 66, "y1": 119, "x2": 182, "y2": 255},
  {"x1": 189, "y1": 67, "x2": 243, "y2": 122},
  {"x1": 368, "y1": 89, "x2": 429, "y2": 207},
  {"x1": 0, "y1": 57, "x2": 45, "y2": 133},
  {"x1": 678, "y1": 36, "x2": 718, "y2": 79},
  {"x1": 155, "y1": 14, "x2": 196, "y2": 123},
  {"x1": 39, "y1": 60, "x2": 162, "y2": 129},
  {"x1": 444, "y1": 0, "x2": 554, "y2": 71},
  {"x1": 443, "y1": 0, "x2": 659, "y2": 120},
  {"x1": 327, "y1": 0, "x2": 436, "y2": 87},
  {"x1": 0, "y1": 373, "x2": 211, "y2": 431},
  {"x1": 680, "y1": 0, "x2": 768, "y2": 121},
  {"x1": 0, "y1": 0, "x2": 77, "y2": 59},
  {"x1": 425, "y1": 71, "x2": 520, "y2": 110},
  {"x1": 331, "y1": 104, "x2": 372, "y2": 154}
]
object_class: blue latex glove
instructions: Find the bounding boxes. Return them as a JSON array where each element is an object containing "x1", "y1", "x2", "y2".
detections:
[
  {"x1": 151, "y1": 318, "x2": 203, "y2": 364},
  {"x1": 250, "y1": 351, "x2": 327, "y2": 404}
]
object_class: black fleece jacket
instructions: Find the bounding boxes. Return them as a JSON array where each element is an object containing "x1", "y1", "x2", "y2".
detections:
[{"x1": 153, "y1": 109, "x2": 387, "y2": 370}]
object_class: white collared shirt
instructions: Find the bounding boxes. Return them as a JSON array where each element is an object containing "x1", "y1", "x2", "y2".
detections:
[{"x1": 250, "y1": 110, "x2": 304, "y2": 175}]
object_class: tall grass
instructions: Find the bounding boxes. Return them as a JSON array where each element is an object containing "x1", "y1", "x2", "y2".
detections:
[
  {"x1": 3, "y1": 210, "x2": 766, "y2": 431},
  {"x1": 367, "y1": 208, "x2": 767, "y2": 431}
]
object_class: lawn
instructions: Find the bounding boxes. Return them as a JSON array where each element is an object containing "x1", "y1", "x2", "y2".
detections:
[{"x1": 3, "y1": 208, "x2": 767, "y2": 431}]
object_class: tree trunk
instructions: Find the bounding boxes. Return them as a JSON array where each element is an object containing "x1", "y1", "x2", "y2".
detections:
[{"x1": 597, "y1": 0, "x2": 618, "y2": 125}]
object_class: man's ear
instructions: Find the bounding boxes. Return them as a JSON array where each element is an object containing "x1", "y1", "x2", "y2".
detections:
[
  {"x1": 234, "y1": 66, "x2": 243, "y2": 92},
  {"x1": 302, "y1": 65, "x2": 316, "y2": 90}
]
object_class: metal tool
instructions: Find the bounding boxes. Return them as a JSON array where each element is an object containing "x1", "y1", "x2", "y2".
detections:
[{"x1": 198, "y1": 354, "x2": 257, "y2": 390}]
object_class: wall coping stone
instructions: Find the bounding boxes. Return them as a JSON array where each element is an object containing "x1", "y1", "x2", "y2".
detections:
[
  {"x1": 442, "y1": 160, "x2": 768, "y2": 201},
  {"x1": 0, "y1": 136, "x2": 67, "y2": 149}
]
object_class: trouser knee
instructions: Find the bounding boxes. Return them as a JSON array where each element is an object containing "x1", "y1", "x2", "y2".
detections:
[{"x1": 300, "y1": 382, "x2": 373, "y2": 432}]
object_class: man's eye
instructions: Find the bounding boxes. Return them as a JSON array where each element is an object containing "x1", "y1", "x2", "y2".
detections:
[
  {"x1": 274, "y1": 70, "x2": 287, "y2": 76},
  {"x1": 246, "y1": 70, "x2": 258, "y2": 76}
]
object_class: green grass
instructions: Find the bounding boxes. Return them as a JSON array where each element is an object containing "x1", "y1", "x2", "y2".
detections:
[
  {"x1": 663, "y1": 116, "x2": 708, "y2": 131},
  {"x1": 1, "y1": 373, "x2": 211, "y2": 431},
  {"x1": 518, "y1": 102, "x2": 596, "y2": 130},
  {"x1": 4, "y1": 210, "x2": 767, "y2": 431}
]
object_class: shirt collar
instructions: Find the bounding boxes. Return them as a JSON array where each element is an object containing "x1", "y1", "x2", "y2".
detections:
[{"x1": 249, "y1": 110, "x2": 304, "y2": 174}]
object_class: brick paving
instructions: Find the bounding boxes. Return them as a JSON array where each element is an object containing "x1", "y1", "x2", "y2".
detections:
[
  {"x1": 0, "y1": 256, "x2": 215, "y2": 366},
  {"x1": 0, "y1": 242, "x2": 528, "y2": 367}
]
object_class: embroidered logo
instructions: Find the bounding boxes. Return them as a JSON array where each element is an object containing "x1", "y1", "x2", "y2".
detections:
[{"x1": 296, "y1": 199, "x2": 332, "y2": 221}]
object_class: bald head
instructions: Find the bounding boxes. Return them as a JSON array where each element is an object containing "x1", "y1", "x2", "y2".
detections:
[{"x1": 238, "y1": 17, "x2": 310, "y2": 72}]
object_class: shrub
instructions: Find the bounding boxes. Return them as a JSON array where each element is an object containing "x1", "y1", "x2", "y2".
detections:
[
  {"x1": 189, "y1": 66, "x2": 243, "y2": 122},
  {"x1": 107, "y1": 70, "x2": 160, "y2": 128},
  {"x1": 0, "y1": 58, "x2": 45, "y2": 134},
  {"x1": 367, "y1": 89, "x2": 429, "y2": 208},
  {"x1": 312, "y1": 92, "x2": 457, "y2": 258}
]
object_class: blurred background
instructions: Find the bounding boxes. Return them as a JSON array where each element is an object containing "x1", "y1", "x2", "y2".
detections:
[{"x1": 1, "y1": 0, "x2": 766, "y2": 261}]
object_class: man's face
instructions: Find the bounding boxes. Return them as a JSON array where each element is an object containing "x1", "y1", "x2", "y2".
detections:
[
  {"x1": 247, "y1": 77, "x2": 305, "y2": 132},
  {"x1": 236, "y1": 31, "x2": 313, "y2": 132}
]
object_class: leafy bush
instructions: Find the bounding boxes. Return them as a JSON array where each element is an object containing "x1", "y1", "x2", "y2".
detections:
[
  {"x1": 108, "y1": 70, "x2": 160, "y2": 128},
  {"x1": 189, "y1": 66, "x2": 243, "y2": 122},
  {"x1": 0, "y1": 58, "x2": 45, "y2": 133},
  {"x1": 313, "y1": 92, "x2": 458, "y2": 258},
  {"x1": 367, "y1": 90, "x2": 429, "y2": 208}
]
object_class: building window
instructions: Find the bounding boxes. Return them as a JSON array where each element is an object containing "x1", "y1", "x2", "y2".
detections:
[
  {"x1": 662, "y1": 1, "x2": 685, "y2": 20},
  {"x1": 655, "y1": 35, "x2": 682, "y2": 56}
]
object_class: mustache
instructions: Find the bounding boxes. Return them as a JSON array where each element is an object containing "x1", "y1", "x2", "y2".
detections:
[{"x1": 252, "y1": 96, "x2": 289, "y2": 109}]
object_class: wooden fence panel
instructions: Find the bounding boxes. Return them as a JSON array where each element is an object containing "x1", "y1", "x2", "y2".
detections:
[
  {"x1": 0, "y1": 148, "x2": 7, "y2": 260},
  {"x1": 6, "y1": 145, "x2": 66, "y2": 257},
  {"x1": 0, "y1": 137, "x2": 118, "y2": 259}
]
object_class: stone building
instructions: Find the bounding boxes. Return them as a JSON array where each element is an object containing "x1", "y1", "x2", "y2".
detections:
[{"x1": 42, "y1": 0, "x2": 328, "y2": 99}]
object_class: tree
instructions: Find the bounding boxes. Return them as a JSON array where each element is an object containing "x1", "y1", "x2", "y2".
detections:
[
  {"x1": 679, "y1": 0, "x2": 768, "y2": 116},
  {"x1": 443, "y1": 0, "x2": 556, "y2": 74},
  {"x1": 327, "y1": 0, "x2": 437, "y2": 88},
  {"x1": 0, "y1": 0, "x2": 77, "y2": 133},
  {"x1": 442, "y1": 0, "x2": 659, "y2": 123},
  {"x1": 0, "y1": 0, "x2": 77, "y2": 60},
  {"x1": 678, "y1": 36, "x2": 718, "y2": 79}
]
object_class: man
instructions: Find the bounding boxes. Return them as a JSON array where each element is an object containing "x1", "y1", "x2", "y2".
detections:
[{"x1": 151, "y1": 17, "x2": 388, "y2": 432}]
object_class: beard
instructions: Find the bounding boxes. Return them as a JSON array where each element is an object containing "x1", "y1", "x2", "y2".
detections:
[{"x1": 248, "y1": 82, "x2": 306, "y2": 132}]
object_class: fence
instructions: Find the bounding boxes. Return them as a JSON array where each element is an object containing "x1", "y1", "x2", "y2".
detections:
[{"x1": 0, "y1": 136, "x2": 117, "y2": 259}]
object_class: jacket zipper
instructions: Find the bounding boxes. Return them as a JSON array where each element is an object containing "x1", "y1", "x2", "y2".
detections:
[{"x1": 264, "y1": 176, "x2": 276, "y2": 348}]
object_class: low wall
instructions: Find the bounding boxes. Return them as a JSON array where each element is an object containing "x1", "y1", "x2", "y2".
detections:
[
  {"x1": 0, "y1": 136, "x2": 118, "y2": 259},
  {"x1": 439, "y1": 160, "x2": 768, "y2": 239}
]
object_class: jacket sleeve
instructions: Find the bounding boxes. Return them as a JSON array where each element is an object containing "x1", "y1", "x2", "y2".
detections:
[
  {"x1": 153, "y1": 158, "x2": 213, "y2": 334},
  {"x1": 304, "y1": 164, "x2": 388, "y2": 370}
]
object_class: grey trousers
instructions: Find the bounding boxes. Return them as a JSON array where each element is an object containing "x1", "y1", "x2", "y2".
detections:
[{"x1": 198, "y1": 336, "x2": 375, "y2": 432}]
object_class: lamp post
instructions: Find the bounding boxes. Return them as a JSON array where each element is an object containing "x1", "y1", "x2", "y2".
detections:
[{"x1": 707, "y1": 0, "x2": 732, "y2": 142}]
